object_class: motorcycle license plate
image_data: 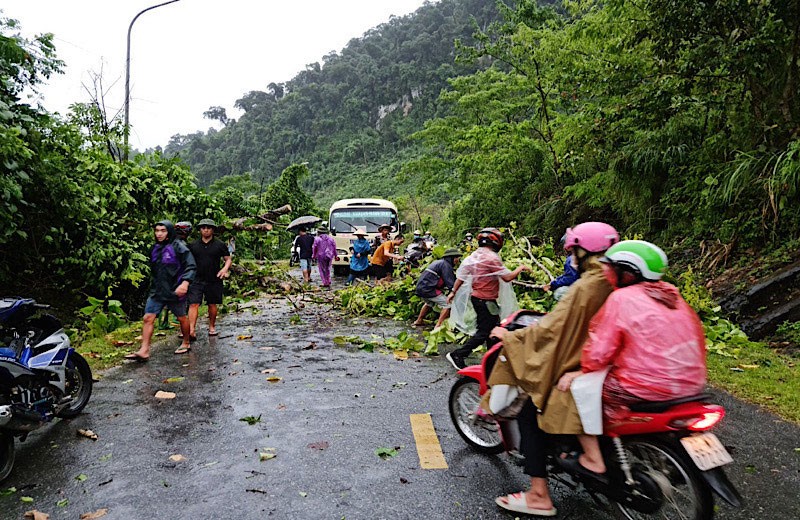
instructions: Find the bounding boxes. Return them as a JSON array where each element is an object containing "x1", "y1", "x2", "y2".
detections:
[{"x1": 680, "y1": 433, "x2": 733, "y2": 471}]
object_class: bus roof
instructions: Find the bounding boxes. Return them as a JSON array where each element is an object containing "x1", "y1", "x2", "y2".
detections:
[{"x1": 329, "y1": 198, "x2": 398, "y2": 213}]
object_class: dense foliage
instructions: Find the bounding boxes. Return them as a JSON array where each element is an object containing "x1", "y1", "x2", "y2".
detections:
[
  {"x1": 0, "y1": 16, "x2": 221, "y2": 313},
  {"x1": 169, "y1": 0, "x2": 799, "y2": 256},
  {"x1": 166, "y1": 0, "x2": 502, "y2": 208},
  {"x1": 412, "y1": 0, "x2": 800, "y2": 249}
]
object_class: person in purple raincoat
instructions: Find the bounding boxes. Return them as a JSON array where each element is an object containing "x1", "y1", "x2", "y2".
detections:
[{"x1": 312, "y1": 224, "x2": 337, "y2": 287}]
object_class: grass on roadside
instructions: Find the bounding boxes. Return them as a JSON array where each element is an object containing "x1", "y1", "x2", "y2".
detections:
[
  {"x1": 74, "y1": 323, "x2": 149, "y2": 372},
  {"x1": 707, "y1": 343, "x2": 800, "y2": 423}
]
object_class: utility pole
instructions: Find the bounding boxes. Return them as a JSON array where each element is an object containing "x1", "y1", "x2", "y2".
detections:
[{"x1": 123, "y1": 0, "x2": 181, "y2": 160}]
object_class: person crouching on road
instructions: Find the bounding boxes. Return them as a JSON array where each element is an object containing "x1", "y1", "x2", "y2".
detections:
[
  {"x1": 413, "y1": 248, "x2": 462, "y2": 330},
  {"x1": 125, "y1": 220, "x2": 196, "y2": 362},
  {"x1": 312, "y1": 224, "x2": 336, "y2": 288},
  {"x1": 187, "y1": 218, "x2": 231, "y2": 341},
  {"x1": 370, "y1": 235, "x2": 404, "y2": 284}
]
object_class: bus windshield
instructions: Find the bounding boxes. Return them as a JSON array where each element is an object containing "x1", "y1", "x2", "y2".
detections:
[{"x1": 330, "y1": 209, "x2": 398, "y2": 234}]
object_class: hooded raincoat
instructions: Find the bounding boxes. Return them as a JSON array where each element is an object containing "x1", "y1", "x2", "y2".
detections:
[
  {"x1": 581, "y1": 281, "x2": 707, "y2": 402},
  {"x1": 148, "y1": 220, "x2": 196, "y2": 302},
  {"x1": 486, "y1": 257, "x2": 612, "y2": 434}
]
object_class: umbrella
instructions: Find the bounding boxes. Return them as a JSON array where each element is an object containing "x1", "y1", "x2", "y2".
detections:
[{"x1": 287, "y1": 215, "x2": 322, "y2": 231}]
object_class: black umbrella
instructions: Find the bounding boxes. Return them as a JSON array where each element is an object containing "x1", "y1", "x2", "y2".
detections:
[{"x1": 287, "y1": 215, "x2": 322, "y2": 231}]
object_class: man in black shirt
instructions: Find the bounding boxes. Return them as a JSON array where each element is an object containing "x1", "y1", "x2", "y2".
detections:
[
  {"x1": 187, "y1": 219, "x2": 232, "y2": 341},
  {"x1": 296, "y1": 227, "x2": 316, "y2": 283}
]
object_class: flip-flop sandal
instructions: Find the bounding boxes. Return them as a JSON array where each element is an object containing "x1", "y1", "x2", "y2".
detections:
[
  {"x1": 174, "y1": 346, "x2": 191, "y2": 355},
  {"x1": 495, "y1": 493, "x2": 557, "y2": 517},
  {"x1": 208, "y1": 330, "x2": 219, "y2": 336},
  {"x1": 123, "y1": 353, "x2": 149, "y2": 363}
]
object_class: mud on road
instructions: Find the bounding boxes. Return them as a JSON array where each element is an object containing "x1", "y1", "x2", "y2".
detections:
[{"x1": 2, "y1": 286, "x2": 799, "y2": 519}]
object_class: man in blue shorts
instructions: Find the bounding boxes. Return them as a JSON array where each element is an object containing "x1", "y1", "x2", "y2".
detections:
[
  {"x1": 296, "y1": 227, "x2": 316, "y2": 284},
  {"x1": 125, "y1": 220, "x2": 196, "y2": 362}
]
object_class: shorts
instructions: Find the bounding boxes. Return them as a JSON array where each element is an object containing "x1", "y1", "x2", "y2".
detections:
[
  {"x1": 422, "y1": 294, "x2": 450, "y2": 309},
  {"x1": 187, "y1": 280, "x2": 224, "y2": 305},
  {"x1": 370, "y1": 263, "x2": 389, "y2": 279},
  {"x1": 144, "y1": 297, "x2": 188, "y2": 317},
  {"x1": 299, "y1": 258, "x2": 312, "y2": 270}
]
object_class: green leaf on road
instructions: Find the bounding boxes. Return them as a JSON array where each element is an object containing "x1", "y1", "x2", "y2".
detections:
[
  {"x1": 375, "y1": 447, "x2": 399, "y2": 459},
  {"x1": 57, "y1": 498, "x2": 69, "y2": 507},
  {"x1": 75, "y1": 474, "x2": 88, "y2": 482},
  {"x1": 0, "y1": 487, "x2": 16, "y2": 496},
  {"x1": 20, "y1": 496, "x2": 34, "y2": 503},
  {"x1": 240, "y1": 414, "x2": 262, "y2": 425}
]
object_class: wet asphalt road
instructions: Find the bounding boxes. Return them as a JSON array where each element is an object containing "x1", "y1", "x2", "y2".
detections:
[{"x1": 2, "y1": 280, "x2": 800, "y2": 519}]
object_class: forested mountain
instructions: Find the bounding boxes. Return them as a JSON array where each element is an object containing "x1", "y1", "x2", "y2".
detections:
[
  {"x1": 166, "y1": 0, "x2": 501, "y2": 207},
  {"x1": 171, "y1": 0, "x2": 800, "y2": 254}
]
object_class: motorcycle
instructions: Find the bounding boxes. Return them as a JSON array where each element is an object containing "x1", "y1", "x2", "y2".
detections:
[
  {"x1": 289, "y1": 236, "x2": 300, "y2": 267},
  {"x1": 0, "y1": 297, "x2": 93, "y2": 482},
  {"x1": 448, "y1": 309, "x2": 742, "y2": 520}
]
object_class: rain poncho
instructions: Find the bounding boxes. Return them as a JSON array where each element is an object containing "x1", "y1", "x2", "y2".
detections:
[
  {"x1": 581, "y1": 281, "x2": 707, "y2": 402},
  {"x1": 312, "y1": 233, "x2": 336, "y2": 261},
  {"x1": 450, "y1": 247, "x2": 518, "y2": 335},
  {"x1": 485, "y1": 257, "x2": 612, "y2": 434},
  {"x1": 350, "y1": 238, "x2": 371, "y2": 272}
]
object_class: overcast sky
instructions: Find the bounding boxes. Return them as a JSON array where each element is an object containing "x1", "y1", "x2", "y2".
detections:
[{"x1": 4, "y1": 0, "x2": 429, "y2": 149}]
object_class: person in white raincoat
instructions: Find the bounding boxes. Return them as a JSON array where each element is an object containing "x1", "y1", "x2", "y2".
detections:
[{"x1": 445, "y1": 228, "x2": 529, "y2": 369}]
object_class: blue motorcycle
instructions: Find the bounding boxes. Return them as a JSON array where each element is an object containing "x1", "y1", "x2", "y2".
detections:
[{"x1": 0, "y1": 297, "x2": 93, "y2": 481}]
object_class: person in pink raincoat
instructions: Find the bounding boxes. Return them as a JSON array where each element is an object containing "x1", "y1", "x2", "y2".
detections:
[
  {"x1": 312, "y1": 224, "x2": 337, "y2": 287},
  {"x1": 556, "y1": 240, "x2": 707, "y2": 479}
]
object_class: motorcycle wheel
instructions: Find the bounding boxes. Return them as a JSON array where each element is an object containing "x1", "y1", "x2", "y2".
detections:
[
  {"x1": 56, "y1": 352, "x2": 93, "y2": 418},
  {"x1": 611, "y1": 439, "x2": 713, "y2": 520},
  {"x1": 0, "y1": 433, "x2": 13, "y2": 482},
  {"x1": 448, "y1": 377, "x2": 503, "y2": 454}
]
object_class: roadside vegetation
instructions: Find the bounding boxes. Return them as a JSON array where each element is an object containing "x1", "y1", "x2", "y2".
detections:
[{"x1": 3, "y1": 0, "x2": 799, "y2": 422}]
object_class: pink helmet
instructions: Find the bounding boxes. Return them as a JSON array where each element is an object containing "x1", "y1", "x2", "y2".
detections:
[{"x1": 564, "y1": 222, "x2": 619, "y2": 253}]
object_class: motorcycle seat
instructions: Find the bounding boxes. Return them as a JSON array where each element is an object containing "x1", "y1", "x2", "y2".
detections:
[{"x1": 628, "y1": 393, "x2": 714, "y2": 413}]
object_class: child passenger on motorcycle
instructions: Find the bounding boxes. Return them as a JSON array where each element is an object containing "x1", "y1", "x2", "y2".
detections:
[
  {"x1": 555, "y1": 240, "x2": 707, "y2": 476},
  {"x1": 487, "y1": 221, "x2": 618, "y2": 516}
]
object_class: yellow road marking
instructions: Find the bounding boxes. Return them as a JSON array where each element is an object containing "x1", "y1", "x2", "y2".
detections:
[{"x1": 410, "y1": 413, "x2": 448, "y2": 469}]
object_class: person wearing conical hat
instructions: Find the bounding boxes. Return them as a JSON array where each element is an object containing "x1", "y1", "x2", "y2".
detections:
[{"x1": 346, "y1": 228, "x2": 371, "y2": 285}]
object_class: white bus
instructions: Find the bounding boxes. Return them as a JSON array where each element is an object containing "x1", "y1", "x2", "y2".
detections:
[{"x1": 329, "y1": 198, "x2": 402, "y2": 275}]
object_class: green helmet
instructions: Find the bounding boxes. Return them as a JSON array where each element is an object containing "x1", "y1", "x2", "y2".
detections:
[{"x1": 602, "y1": 240, "x2": 668, "y2": 281}]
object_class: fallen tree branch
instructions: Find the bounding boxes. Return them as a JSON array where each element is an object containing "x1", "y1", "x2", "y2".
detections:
[{"x1": 508, "y1": 230, "x2": 555, "y2": 282}]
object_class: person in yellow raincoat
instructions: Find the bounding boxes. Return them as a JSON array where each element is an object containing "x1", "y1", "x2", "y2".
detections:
[{"x1": 489, "y1": 221, "x2": 619, "y2": 517}]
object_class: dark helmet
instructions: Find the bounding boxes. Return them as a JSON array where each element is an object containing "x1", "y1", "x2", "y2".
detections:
[
  {"x1": 477, "y1": 227, "x2": 504, "y2": 252},
  {"x1": 175, "y1": 221, "x2": 193, "y2": 239}
]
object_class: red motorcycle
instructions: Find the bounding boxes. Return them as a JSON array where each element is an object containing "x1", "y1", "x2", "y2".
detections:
[{"x1": 448, "y1": 310, "x2": 743, "y2": 520}]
